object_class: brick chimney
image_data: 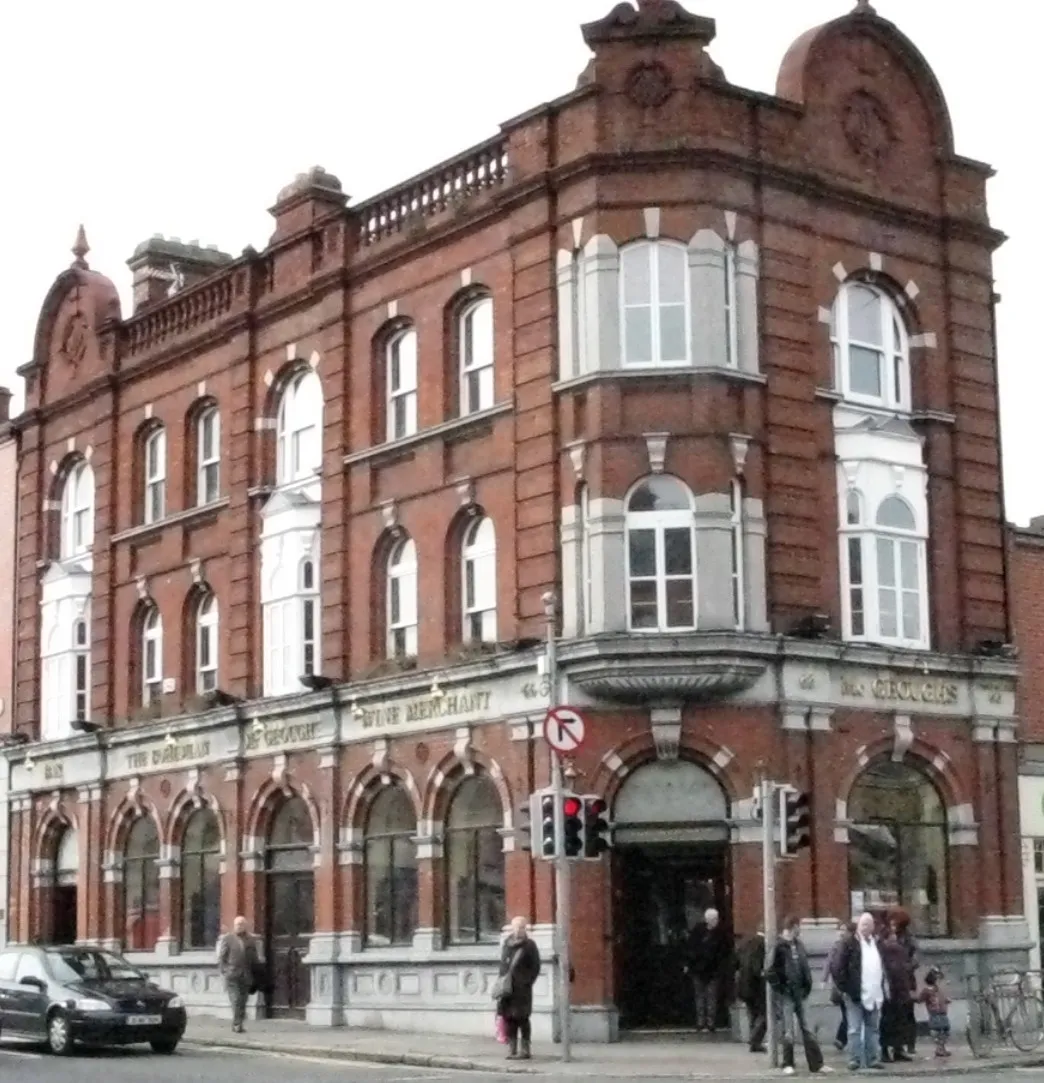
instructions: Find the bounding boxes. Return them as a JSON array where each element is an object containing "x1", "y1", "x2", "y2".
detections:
[
  {"x1": 269, "y1": 166, "x2": 348, "y2": 243},
  {"x1": 0, "y1": 387, "x2": 11, "y2": 423},
  {"x1": 127, "y1": 236, "x2": 234, "y2": 313}
]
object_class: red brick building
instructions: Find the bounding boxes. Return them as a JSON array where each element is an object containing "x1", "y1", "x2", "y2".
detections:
[
  {"x1": 2, "y1": 0, "x2": 1026, "y2": 1040},
  {"x1": 0, "y1": 386, "x2": 16, "y2": 948}
]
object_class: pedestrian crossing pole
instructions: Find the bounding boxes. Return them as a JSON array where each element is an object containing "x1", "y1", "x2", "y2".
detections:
[
  {"x1": 761, "y1": 776, "x2": 779, "y2": 1069},
  {"x1": 543, "y1": 591, "x2": 572, "y2": 1063}
]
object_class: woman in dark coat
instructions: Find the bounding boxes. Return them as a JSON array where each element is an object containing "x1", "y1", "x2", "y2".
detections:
[
  {"x1": 496, "y1": 916, "x2": 542, "y2": 1060},
  {"x1": 891, "y1": 908, "x2": 919, "y2": 1055},
  {"x1": 879, "y1": 928, "x2": 913, "y2": 1063}
]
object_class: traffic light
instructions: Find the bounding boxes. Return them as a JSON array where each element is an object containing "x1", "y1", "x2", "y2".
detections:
[
  {"x1": 562, "y1": 794, "x2": 584, "y2": 857},
  {"x1": 780, "y1": 788, "x2": 812, "y2": 856},
  {"x1": 582, "y1": 795, "x2": 611, "y2": 859},
  {"x1": 516, "y1": 798, "x2": 532, "y2": 852},
  {"x1": 539, "y1": 793, "x2": 557, "y2": 858}
]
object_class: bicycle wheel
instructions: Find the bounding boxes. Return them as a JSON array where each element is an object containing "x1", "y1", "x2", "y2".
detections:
[
  {"x1": 1010, "y1": 991, "x2": 1044, "y2": 1053},
  {"x1": 967, "y1": 996, "x2": 997, "y2": 1058}
]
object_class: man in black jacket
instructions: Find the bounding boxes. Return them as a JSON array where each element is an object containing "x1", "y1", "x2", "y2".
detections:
[
  {"x1": 767, "y1": 915, "x2": 824, "y2": 1075},
  {"x1": 686, "y1": 908, "x2": 731, "y2": 1032},
  {"x1": 833, "y1": 912, "x2": 886, "y2": 1071}
]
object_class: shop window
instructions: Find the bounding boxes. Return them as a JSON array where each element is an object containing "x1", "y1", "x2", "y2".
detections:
[
  {"x1": 444, "y1": 775, "x2": 505, "y2": 945},
  {"x1": 180, "y1": 808, "x2": 221, "y2": 950},
  {"x1": 847, "y1": 759, "x2": 948, "y2": 937},
  {"x1": 363, "y1": 785, "x2": 418, "y2": 948},
  {"x1": 123, "y1": 816, "x2": 160, "y2": 952},
  {"x1": 625, "y1": 475, "x2": 697, "y2": 632}
]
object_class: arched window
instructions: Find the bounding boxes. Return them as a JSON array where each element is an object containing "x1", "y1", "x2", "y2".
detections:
[
  {"x1": 444, "y1": 775, "x2": 505, "y2": 944},
  {"x1": 195, "y1": 593, "x2": 219, "y2": 694},
  {"x1": 276, "y1": 369, "x2": 323, "y2": 485},
  {"x1": 300, "y1": 557, "x2": 319, "y2": 678},
  {"x1": 620, "y1": 241, "x2": 689, "y2": 366},
  {"x1": 60, "y1": 460, "x2": 95, "y2": 559},
  {"x1": 73, "y1": 615, "x2": 90, "y2": 723},
  {"x1": 462, "y1": 516, "x2": 497, "y2": 644},
  {"x1": 363, "y1": 785, "x2": 418, "y2": 947},
  {"x1": 180, "y1": 807, "x2": 221, "y2": 949},
  {"x1": 386, "y1": 328, "x2": 418, "y2": 441},
  {"x1": 840, "y1": 491, "x2": 927, "y2": 648},
  {"x1": 143, "y1": 426, "x2": 167, "y2": 524},
  {"x1": 386, "y1": 537, "x2": 418, "y2": 659},
  {"x1": 848, "y1": 760, "x2": 948, "y2": 936},
  {"x1": 830, "y1": 281, "x2": 909, "y2": 410},
  {"x1": 196, "y1": 405, "x2": 221, "y2": 506},
  {"x1": 141, "y1": 605, "x2": 163, "y2": 705},
  {"x1": 123, "y1": 816, "x2": 160, "y2": 951},
  {"x1": 459, "y1": 296, "x2": 494, "y2": 416},
  {"x1": 625, "y1": 476, "x2": 696, "y2": 632}
]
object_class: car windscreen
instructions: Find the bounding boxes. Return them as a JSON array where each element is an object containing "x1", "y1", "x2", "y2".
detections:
[{"x1": 46, "y1": 949, "x2": 145, "y2": 984}]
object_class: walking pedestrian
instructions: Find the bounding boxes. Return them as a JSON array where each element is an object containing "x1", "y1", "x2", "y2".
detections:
[
  {"x1": 879, "y1": 926, "x2": 913, "y2": 1062},
  {"x1": 836, "y1": 911, "x2": 886, "y2": 1071},
  {"x1": 736, "y1": 929, "x2": 767, "y2": 1053},
  {"x1": 824, "y1": 922, "x2": 853, "y2": 1050},
  {"x1": 494, "y1": 916, "x2": 541, "y2": 1060},
  {"x1": 767, "y1": 915, "x2": 826, "y2": 1076},
  {"x1": 685, "y1": 908, "x2": 731, "y2": 1033},
  {"x1": 217, "y1": 915, "x2": 263, "y2": 1034}
]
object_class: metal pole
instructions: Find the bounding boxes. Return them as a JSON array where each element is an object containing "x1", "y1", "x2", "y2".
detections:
[
  {"x1": 761, "y1": 776, "x2": 778, "y2": 1069},
  {"x1": 544, "y1": 591, "x2": 571, "y2": 1062}
]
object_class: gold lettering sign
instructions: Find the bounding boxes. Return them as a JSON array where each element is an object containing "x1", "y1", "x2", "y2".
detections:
[
  {"x1": 245, "y1": 721, "x2": 320, "y2": 752},
  {"x1": 359, "y1": 689, "x2": 493, "y2": 732},
  {"x1": 43, "y1": 762, "x2": 64, "y2": 782},
  {"x1": 839, "y1": 675, "x2": 959, "y2": 706},
  {"x1": 126, "y1": 738, "x2": 211, "y2": 772}
]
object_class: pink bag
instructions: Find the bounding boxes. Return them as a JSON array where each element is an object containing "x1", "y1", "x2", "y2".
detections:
[{"x1": 495, "y1": 1013, "x2": 508, "y2": 1044}]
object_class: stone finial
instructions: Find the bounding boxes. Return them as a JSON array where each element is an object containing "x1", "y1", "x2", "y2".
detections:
[
  {"x1": 72, "y1": 225, "x2": 89, "y2": 268},
  {"x1": 853, "y1": 0, "x2": 876, "y2": 11}
]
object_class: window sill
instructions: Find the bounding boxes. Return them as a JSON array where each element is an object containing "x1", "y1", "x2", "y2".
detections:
[
  {"x1": 342, "y1": 401, "x2": 513, "y2": 467},
  {"x1": 842, "y1": 635, "x2": 931, "y2": 653},
  {"x1": 553, "y1": 366, "x2": 766, "y2": 394},
  {"x1": 111, "y1": 498, "x2": 230, "y2": 545}
]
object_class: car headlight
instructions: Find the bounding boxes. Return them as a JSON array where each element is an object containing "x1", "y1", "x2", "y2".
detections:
[
  {"x1": 76, "y1": 998, "x2": 111, "y2": 1013},
  {"x1": 167, "y1": 996, "x2": 184, "y2": 1009}
]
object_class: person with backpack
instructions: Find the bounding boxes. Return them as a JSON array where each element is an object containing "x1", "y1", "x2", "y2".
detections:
[
  {"x1": 735, "y1": 929, "x2": 767, "y2": 1053},
  {"x1": 767, "y1": 915, "x2": 825, "y2": 1075}
]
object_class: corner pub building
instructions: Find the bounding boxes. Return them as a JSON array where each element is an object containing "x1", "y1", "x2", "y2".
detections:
[{"x1": 1, "y1": 0, "x2": 1027, "y2": 1043}]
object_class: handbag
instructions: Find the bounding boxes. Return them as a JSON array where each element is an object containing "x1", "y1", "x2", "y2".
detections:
[{"x1": 492, "y1": 946, "x2": 523, "y2": 1001}]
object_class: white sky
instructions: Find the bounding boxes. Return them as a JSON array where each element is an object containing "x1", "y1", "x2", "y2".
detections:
[{"x1": 1, "y1": 1, "x2": 1036, "y2": 521}]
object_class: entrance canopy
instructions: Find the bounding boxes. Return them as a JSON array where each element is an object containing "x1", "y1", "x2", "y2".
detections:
[{"x1": 613, "y1": 760, "x2": 729, "y2": 845}]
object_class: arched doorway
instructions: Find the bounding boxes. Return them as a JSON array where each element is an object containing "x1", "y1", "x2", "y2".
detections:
[
  {"x1": 51, "y1": 827, "x2": 79, "y2": 945},
  {"x1": 611, "y1": 759, "x2": 731, "y2": 1031},
  {"x1": 264, "y1": 796, "x2": 315, "y2": 1018}
]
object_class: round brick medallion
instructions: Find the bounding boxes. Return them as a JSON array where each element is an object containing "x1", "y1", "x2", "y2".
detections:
[
  {"x1": 841, "y1": 90, "x2": 894, "y2": 167},
  {"x1": 625, "y1": 62, "x2": 674, "y2": 108}
]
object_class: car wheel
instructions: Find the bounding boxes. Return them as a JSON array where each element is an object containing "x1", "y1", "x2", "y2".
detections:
[
  {"x1": 46, "y1": 1010, "x2": 73, "y2": 1056},
  {"x1": 150, "y1": 1038, "x2": 179, "y2": 1055}
]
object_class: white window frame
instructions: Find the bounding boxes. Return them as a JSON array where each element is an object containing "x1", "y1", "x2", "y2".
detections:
[
  {"x1": 624, "y1": 476, "x2": 697, "y2": 633},
  {"x1": 197, "y1": 407, "x2": 220, "y2": 506},
  {"x1": 73, "y1": 615, "x2": 90, "y2": 724},
  {"x1": 143, "y1": 428, "x2": 167, "y2": 525},
  {"x1": 300, "y1": 557, "x2": 319, "y2": 679},
  {"x1": 724, "y1": 242, "x2": 739, "y2": 370},
  {"x1": 619, "y1": 240, "x2": 691, "y2": 367},
  {"x1": 60, "y1": 460, "x2": 95, "y2": 559},
  {"x1": 142, "y1": 606, "x2": 163, "y2": 705},
  {"x1": 840, "y1": 490, "x2": 929, "y2": 649},
  {"x1": 386, "y1": 329, "x2": 419, "y2": 441},
  {"x1": 579, "y1": 485, "x2": 592, "y2": 635},
  {"x1": 459, "y1": 297, "x2": 495, "y2": 416},
  {"x1": 276, "y1": 370, "x2": 324, "y2": 486},
  {"x1": 195, "y1": 594, "x2": 218, "y2": 694},
  {"x1": 730, "y1": 478, "x2": 745, "y2": 631},
  {"x1": 386, "y1": 537, "x2": 418, "y2": 659},
  {"x1": 462, "y1": 516, "x2": 497, "y2": 644},
  {"x1": 831, "y1": 281, "x2": 910, "y2": 411}
]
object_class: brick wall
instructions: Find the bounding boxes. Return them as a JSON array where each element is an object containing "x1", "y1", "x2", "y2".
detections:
[
  {"x1": 0, "y1": 428, "x2": 15, "y2": 738},
  {"x1": 1012, "y1": 527, "x2": 1044, "y2": 741}
]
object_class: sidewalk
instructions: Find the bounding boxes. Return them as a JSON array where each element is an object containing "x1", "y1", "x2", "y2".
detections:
[{"x1": 183, "y1": 1016, "x2": 1044, "y2": 1077}]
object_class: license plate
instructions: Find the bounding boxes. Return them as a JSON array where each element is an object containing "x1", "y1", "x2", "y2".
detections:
[{"x1": 126, "y1": 1015, "x2": 162, "y2": 1026}]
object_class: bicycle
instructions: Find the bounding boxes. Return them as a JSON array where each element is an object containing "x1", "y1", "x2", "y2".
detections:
[{"x1": 966, "y1": 970, "x2": 1044, "y2": 1057}]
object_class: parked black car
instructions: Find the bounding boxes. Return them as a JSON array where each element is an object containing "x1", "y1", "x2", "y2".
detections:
[{"x1": 0, "y1": 944, "x2": 186, "y2": 1055}]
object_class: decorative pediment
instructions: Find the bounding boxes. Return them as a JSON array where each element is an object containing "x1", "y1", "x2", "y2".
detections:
[{"x1": 582, "y1": 0, "x2": 716, "y2": 47}]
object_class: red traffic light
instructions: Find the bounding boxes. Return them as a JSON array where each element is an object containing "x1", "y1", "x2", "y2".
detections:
[{"x1": 563, "y1": 796, "x2": 582, "y2": 817}]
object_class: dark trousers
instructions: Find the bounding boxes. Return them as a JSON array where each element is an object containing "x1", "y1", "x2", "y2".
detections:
[
  {"x1": 744, "y1": 993, "x2": 767, "y2": 1050},
  {"x1": 505, "y1": 1017, "x2": 531, "y2": 1047},
  {"x1": 778, "y1": 995, "x2": 823, "y2": 1073},
  {"x1": 692, "y1": 976, "x2": 720, "y2": 1030},
  {"x1": 835, "y1": 998, "x2": 849, "y2": 1047},
  {"x1": 227, "y1": 979, "x2": 249, "y2": 1029},
  {"x1": 881, "y1": 999, "x2": 913, "y2": 1059}
]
